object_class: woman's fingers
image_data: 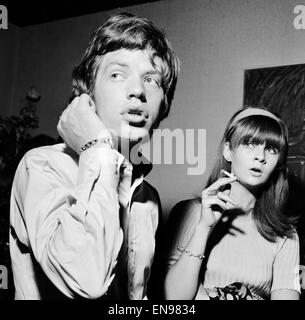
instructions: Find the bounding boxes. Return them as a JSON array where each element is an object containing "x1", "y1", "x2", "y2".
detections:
[
  {"x1": 206, "y1": 176, "x2": 237, "y2": 192},
  {"x1": 200, "y1": 176, "x2": 239, "y2": 227},
  {"x1": 201, "y1": 196, "x2": 231, "y2": 211},
  {"x1": 217, "y1": 191, "x2": 238, "y2": 206}
]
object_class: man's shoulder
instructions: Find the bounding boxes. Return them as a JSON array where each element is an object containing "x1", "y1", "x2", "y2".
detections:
[
  {"x1": 141, "y1": 180, "x2": 161, "y2": 202},
  {"x1": 25, "y1": 143, "x2": 76, "y2": 160},
  {"x1": 22, "y1": 143, "x2": 78, "y2": 172},
  {"x1": 142, "y1": 180, "x2": 158, "y2": 194}
]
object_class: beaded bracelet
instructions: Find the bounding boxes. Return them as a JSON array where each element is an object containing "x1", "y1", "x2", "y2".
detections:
[
  {"x1": 177, "y1": 246, "x2": 205, "y2": 260},
  {"x1": 80, "y1": 137, "x2": 114, "y2": 153}
]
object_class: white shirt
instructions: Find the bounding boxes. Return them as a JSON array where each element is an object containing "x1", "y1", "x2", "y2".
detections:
[{"x1": 10, "y1": 143, "x2": 160, "y2": 300}]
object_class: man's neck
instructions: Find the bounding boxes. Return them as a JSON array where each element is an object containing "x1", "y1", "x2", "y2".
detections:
[
  {"x1": 112, "y1": 136, "x2": 152, "y2": 184},
  {"x1": 112, "y1": 136, "x2": 140, "y2": 163}
]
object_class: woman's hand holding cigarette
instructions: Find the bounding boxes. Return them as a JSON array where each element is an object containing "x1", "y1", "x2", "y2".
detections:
[{"x1": 199, "y1": 172, "x2": 238, "y2": 230}]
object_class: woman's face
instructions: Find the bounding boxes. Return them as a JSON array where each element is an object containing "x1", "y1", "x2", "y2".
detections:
[{"x1": 223, "y1": 141, "x2": 280, "y2": 191}]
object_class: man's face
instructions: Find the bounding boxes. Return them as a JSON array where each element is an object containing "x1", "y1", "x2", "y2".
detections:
[{"x1": 93, "y1": 48, "x2": 165, "y2": 144}]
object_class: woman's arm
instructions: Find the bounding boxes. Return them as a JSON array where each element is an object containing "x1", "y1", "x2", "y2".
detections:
[
  {"x1": 271, "y1": 232, "x2": 301, "y2": 300},
  {"x1": 164, "y1": 204, "x2": 211, "y2": 300},
  {"x1": 165, "y1": 176, "x2": 237, "y2": 300},
  {"x1": 271, "y1": 289, "x2": 299, "y2": 300}
]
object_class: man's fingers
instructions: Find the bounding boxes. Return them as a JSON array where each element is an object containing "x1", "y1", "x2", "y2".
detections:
[
  {"x1": 78, "y1": 93, "x2": 93, "y2": 113},
  {"x1": 57, "y1": 96, "x2": 80, "y2": 142},
  {"x1": 59, "y1": 96, "x2": 79, "y2": 123},
  {"x1": 70, "y1": 96, "x2": 80, "y2": 110}
]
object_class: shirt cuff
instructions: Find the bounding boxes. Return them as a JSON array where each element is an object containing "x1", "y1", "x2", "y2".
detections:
[{"x1": 77, "y1": 146, "x2": 120, "y2": 190}]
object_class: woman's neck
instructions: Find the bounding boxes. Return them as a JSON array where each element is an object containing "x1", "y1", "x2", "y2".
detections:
[{"x1": 229, "y1": 181, "x2": 256, "y2": 214}]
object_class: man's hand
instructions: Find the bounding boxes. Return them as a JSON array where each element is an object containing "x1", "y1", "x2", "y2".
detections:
[{"x1": 57, "y1": 94, "x2": 111, "y2": 153}]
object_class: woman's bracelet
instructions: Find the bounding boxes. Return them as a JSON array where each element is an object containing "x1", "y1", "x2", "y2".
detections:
[
  {"x1": 177, "y1": 246, "x2": 205, "y2": 260},
  {"x1": 80, "y1": 137, "x2": 114, "y2": 153}
]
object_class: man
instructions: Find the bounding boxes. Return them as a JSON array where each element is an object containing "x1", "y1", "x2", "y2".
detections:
[{"x1": 9, "y1": 12, "x2": 180, "y2": 299}]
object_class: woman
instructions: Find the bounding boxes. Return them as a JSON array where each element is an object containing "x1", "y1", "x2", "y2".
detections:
[{"x1": 165, "y1": 107, "x2": 300, "y2": 300}]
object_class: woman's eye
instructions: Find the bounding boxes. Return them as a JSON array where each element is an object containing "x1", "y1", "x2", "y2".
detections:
[
  {"x1": 244, "y1": 142, "x2": 254, "y2": 148},
  {"x1": 266, "y1": 147, "x2": 278, "y2": 154}
]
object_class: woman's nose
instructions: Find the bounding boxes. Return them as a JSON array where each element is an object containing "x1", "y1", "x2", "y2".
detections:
[{"x1": 254, "y1": 145, "x2": 266, "y2": 163}]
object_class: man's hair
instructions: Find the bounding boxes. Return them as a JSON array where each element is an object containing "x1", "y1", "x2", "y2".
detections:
[{"x1": 72, "y1": 12, "x2": 180, "y2": 121}]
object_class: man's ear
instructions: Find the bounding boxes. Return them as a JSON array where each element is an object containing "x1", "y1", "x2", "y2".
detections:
[{"x1": 223, "y1": 142, "x2": 232, "y2": 162}]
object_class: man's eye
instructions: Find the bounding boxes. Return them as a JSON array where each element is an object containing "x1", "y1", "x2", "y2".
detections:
[
  {"x1": 110, "y1": 72, "x2": 123, "y2": 80},
  {"x1": 145, "y1": 76, "x2": 160, "y2": 87}
]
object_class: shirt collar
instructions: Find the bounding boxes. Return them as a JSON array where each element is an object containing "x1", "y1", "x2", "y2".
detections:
[{"x1": 117, "y1": 152, "x2": 153, "y2": 179}]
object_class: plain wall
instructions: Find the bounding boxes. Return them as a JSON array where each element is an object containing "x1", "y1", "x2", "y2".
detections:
[{"x1": 3, "y1": 0, "x2": 305, "y2": 218}]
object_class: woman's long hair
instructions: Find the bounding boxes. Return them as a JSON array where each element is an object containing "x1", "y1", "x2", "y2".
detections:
[{"x1": 206, "y1": 106, "x2": 296, "y2": 242}]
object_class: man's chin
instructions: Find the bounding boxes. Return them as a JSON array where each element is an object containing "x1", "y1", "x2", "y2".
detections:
[
  {"x1": 123, "y1": 127, "x2": 151, "y2": 144},
  {"x1": 111, "y1": 129, "x2": 151, "y2": 148}
]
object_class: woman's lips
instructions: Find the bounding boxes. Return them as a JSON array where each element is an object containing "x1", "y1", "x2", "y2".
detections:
[{"x1": 249, "y1": 168, "x2": 263, "y2": 177}]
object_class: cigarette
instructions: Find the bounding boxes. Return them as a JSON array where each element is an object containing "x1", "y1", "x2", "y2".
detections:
[{"x1": 221, "y1": 169, "x2": 236, "y2": 179}]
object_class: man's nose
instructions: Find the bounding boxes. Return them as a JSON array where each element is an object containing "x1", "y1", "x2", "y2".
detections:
[{"x1": 127, "y1": 77, "x2": 146, "y2": 103}]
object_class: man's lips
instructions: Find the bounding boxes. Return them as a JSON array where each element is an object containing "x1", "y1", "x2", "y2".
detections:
[{"x1": 121, "y1": 110, "x2": 148, "y2": 126}]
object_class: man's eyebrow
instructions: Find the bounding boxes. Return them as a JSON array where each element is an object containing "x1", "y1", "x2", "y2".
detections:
[
  {"x1": 145, "y1": 69, "x2": 162, "y2": 76},
  {"x1": 104, "y1": 61, "x2": 163, "y2": 76},
  {"x1": 104, "y1": 61, "x2": 128, "y2": 71}
]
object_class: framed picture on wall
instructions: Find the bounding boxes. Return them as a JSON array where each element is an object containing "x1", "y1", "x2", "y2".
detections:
[
  {"x1": 243, "y1": 64, "x2": 305, "y2": 180},
  {"x1": 243, "y1": 63, "x2": 305, "y2": 265},
  {"x1": 243, "y1": 64, "x2": 305, "y2": 157}
]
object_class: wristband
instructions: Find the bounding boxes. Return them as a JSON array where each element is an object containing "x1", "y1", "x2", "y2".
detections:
[
  {"x1": 80, "y1": 137, "x2": 113, "y2": 153},
  {"x1": 177, "y1": 246, "x2": 205, "y2": 260}
]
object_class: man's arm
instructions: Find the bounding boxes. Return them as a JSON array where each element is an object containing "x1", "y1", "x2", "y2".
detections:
[
  {"x1": 12, "y1": 145, "x2": 123, "y2": 299},
  {"x1": 146, "y1": 187, "x2": 164, "y2": 300}
]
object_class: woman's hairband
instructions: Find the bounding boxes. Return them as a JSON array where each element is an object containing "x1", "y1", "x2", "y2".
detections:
[{"x1": 230, "y1": 108, "x2": 280, "y2": 127}]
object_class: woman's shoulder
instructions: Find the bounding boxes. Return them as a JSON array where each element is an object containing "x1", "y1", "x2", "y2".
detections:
[
  {"x1": 171, "y1": 198, "x2": 201, "y2": 214},
  {"x1": 169, "y1": 198, "x2": 202, "y2": 231},
  {"x1": 277, "y1": 229, "x2": 300, "y2": 249}
]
